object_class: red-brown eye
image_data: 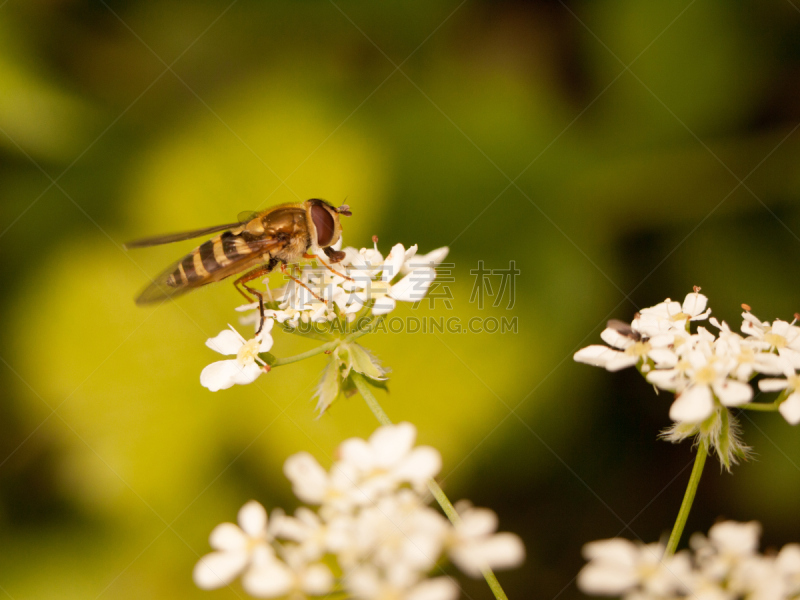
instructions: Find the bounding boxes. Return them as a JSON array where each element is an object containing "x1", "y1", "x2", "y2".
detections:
[{"x1": 311, "y1": 203, "x2": 335, "y2": 247}]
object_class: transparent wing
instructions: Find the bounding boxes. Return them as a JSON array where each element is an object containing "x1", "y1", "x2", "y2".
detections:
[
  {"x1": 134, "y1": 234, "x2": 287, "y2": 304},
  {"x1": 125, "y1": 219, "x2": 254, "y2": 248}
]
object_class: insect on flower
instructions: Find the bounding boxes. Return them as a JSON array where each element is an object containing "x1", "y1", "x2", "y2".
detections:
[{"x1": 126, "y1": 199, "x2": 352, "y2": 332}]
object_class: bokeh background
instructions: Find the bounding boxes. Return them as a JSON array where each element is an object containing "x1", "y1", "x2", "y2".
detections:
[{"x1": 2, "y1": 1, "x2": 800, "y2": 598}]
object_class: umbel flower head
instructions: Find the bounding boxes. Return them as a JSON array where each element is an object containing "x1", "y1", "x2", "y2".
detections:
[
  {"x1": 579, "y1": 520, "x2": 800, "y2": 600},
  {"x1": 198, "y1": 238, "x2": 448, "y2": 417},
  {"x1": 194, "y1": 423, "x2": 525, "y2": 599},
  {"x1": 574, "y1": 289, "x2": 800, "y2": 469}
]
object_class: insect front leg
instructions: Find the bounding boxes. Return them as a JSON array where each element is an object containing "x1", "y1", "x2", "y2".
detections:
[
  {"x1": 234, "y1": 259, "x2": 279, "y2": 335},
  {"x1": 280, "y1": 263, "x2": 327, "y2": 304}
]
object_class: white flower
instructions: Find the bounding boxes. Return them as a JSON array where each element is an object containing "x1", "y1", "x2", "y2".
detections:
[
  {"x1": 447, "y1": 503, "x2": 525, "y2": 577},
  {"x1": 742, "y1": 312, "x2": 800, "y2": 369},
  {"x1": 342, "y1": 490, "x2": 449, "y2": 582},
  {"x1": 638, "y1": 290, "x2": 711, "y2": 330},
  {"x1": 691, "y1": 520, "x2": 762, "y2": 582},
  {"x1": 346, "y1": 244, "x2": 436, "y2": 315},
  {"x1": 400, "y1": 246, "x2": 449, "y2": 274},
  {"x1": 193, "y1": 500, "x2": 274, "y2": 590},
  {"x1": 574, "y1": 320, "x2": 678, "y2": 372},
  {"x1": 710, "y1": 317, "x2": 788, "y2": 380},
  {"x1": 200, "y1": 322, "x2": 273, "y2": 391},
  {"x1": 647, "y1": 339, "x2": 751, "y2": 423},
  {"x1": 577, "y1": 539, "x2": 690, "y2": 597},
  {"x1": 243, "y1": 545, "x2": 334, "y2": 598},
  {"x1": 758, "y1": 373, "x2": 800, "y2": 425},
  {"x1": 283, "y1": 422, "x2": 442, "y2": 512},
  {"x1": 346, "y1": 566, "x2": 459, "y2": 600}
]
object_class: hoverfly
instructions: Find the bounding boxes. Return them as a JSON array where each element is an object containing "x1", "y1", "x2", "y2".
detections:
[{"x1": 127, "y1": 199, "x2": 352, "y2": 331}]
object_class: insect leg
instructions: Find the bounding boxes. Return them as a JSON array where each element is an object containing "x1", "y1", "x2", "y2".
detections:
[
  {"x1": 279, "y1": 263, "x2": 326, "y2": 304},
  {"x1": 235, "y1": 259, "x2": 278, "y2": 335}
]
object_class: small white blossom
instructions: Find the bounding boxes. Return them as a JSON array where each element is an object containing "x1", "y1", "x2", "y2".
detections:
[
  {"x1": 646, "y1": 337, "x2": 751, "y2": 423},
  {"x1": 447, "y1": 502, "x2": 526, "y2": 578},
  {"x1": 741, "y1": 312, "x2": 800, "y2": 369},
  {"x1": 193, "y1": 500, "x2": 274, "y2": 590},
  {"x1": 759, "y1": 372, "x2": 800, "y2": 425},
  {"x1": 346, "y1": 244, "x2": 437, "y2": 315},
  {"x1": 200, "y1": 322, "x2": 273, "y2": 391},
  {"x1": 580, "y1": 521, "x2": 800, "y2": 600},
  {"x1": 574, "y1": 320, "x2": 678, "y2": 372},
  {"x1": 283, "y1": 422, "x2": 441, "y2": 512},
  {"x1": 346, "y1": 566, "x2": 459, "y2": 600},
  {"x1": 578, "y1": 539, "x2": 691, "y2": 597}
]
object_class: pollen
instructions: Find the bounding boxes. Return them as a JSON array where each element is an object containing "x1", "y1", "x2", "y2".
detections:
[
  {"x1": 237, "y1": 338, "x2": 262, "y2": 365},
  {"x1": 764, "y1": 332, "x2": 787, "y2": 349},
  {"x1": 694, "y1": 365, "x2": 717, "y2": 385}
]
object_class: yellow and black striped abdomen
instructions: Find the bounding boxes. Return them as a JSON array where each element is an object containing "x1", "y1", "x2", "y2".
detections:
[
  {"x1": 134, "y1": 223, "x2": 288, "y2": 305},
  {"x1": 166, "y1": 231, "x2": 256, "y2": 287}
]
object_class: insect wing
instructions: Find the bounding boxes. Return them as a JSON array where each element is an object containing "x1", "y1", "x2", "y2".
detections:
[
  {"x1": 134, "y1": 233, "x2": 287, "y2": 304},
  {"x1": 124, "y1": 222, "x2": 244, "y2": 249}
]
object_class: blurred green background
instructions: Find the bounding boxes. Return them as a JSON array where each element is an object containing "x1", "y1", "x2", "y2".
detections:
[{"x1": 2, "y1": 0, "x2": 800, "y2": 598}]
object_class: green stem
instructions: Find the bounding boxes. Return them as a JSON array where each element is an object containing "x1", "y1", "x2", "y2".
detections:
[
  {"x1": 739, "y1": 402, "x2": 779, "y2": 412},
  {"x1": 351, "y1": 371, "x2": 392, "y2": 426},
  {"x1": 351, "y1": 372, "x2": 510, "y2": 600},
  {"x1": 267, "y1": 319, "x2": 381, "y2": 367},
  {"x1": 664, "y1": 442, "x2": 708, "y2": 557},
  {"x1": 270, "y1": 339, "x2": 339, "y2": 367}
]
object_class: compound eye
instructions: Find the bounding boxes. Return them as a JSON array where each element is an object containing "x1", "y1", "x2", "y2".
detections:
[{"x1": 310, "y1": 203, "x2": 335, "y2": 247}]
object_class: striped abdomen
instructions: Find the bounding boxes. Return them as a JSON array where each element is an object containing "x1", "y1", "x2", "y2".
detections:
[{"x1": 166, "y1": 231, "x2": 253, "y2": 287}]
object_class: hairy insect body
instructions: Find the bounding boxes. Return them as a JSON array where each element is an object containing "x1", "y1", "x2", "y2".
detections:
[{"x1": 128, "y1": 199, "x2": 352, "y2": 316}]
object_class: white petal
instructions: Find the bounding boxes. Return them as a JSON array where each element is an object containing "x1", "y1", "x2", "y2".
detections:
[
  {"x1": 458, "y1": 508, "x2": 498, "y2": 538},
  {"x1": 713, "y1": 380, "x2": 753, "y2": 407},
  {"x1": 577, "y1": 563, "x2": 639, "y2": 595},
  {"x1": 670, "y1": 386, "x2": 714, "y2": 422},
  {"x1": 283, "y1": 452, "x2": 328, "y2": 504},
  {"x1": 206, "y1": 329, "x2": 245, "y2": 355},
  {"x1": 300, "y1": 564, "x2": 334, "y2": 595},
  {"x1": 209, "y1": 523, "x2": 247, "y2": 551},
  {"x1": 382, "y1": 243, "x2": 406, "y2": 281},
  {"x1": 390, "y1": 268, "x2": 435, "y2": 302},
  {"x1": 395, "y1": 446, "x2": 442, "y2": 482},
  {"x1": 230, "y1": 362, "x2": 264, "y2": 386},
  {"x1": 238, "y1": 500, "x2": 268, "y2": 537},
  {"x1": 371, "y1": 296, "x2": 397, "y2": 315},
  {"x1": 646, "y1": 369, "x2": 679, "y2": 390},
  {"x1": 200, "y1": 360, "x2": 243, "y2": 392},
  {"x1": 258, "y1": 332, "x2": 274, "y2": 354},
  {"x1": 407, "y1": 578, "x2": 459, "y2": 600},
  {"x1": 758, "y1": 378, "x2": 790, "y2": 392},
  {"x1": 241, "y1": 560, "x2": 294, "y2": 598},
  {"x1": 604, "y1": 354, "x2": 639, "y2": 372},
  {"x1": 338, "y1": 438, "x2": 374, "y2": 470},
  {"x1": 600, "y1": 328, "x2": 633, "y2": 350},
  {"x1": 574, "y1": 345, "x2": 622, "y2": 369},
  {"x1": 648, "y1": 349, "x2": 679, "y2": 367},
  {"x1": 777, "y1": 544, "x2": 800, "y2": 573},
  {"x1": 369, "y1": 422, "x2": 416, "y2": 467},
  {"x1": 682, "y1": 292, "x2": 708, "y2": 318},
  {"x1": 410, "y1": 246, "x2": 449, "y2": 268},
  {"x1": 780, "y1": 392, "x2": 800, "y2": 425},
  {"x1": 193, "y1": 550, "x2": 249, "y2": 589},
  {"x1": 709, "y1": 521, "x2": 760, "y2": 554},
  {"x1": 582, "y1": 539, "x2": 638, "y2": 567},
  {"x1": 451, "y1": 533, "x2": 525, "y2": 577}
]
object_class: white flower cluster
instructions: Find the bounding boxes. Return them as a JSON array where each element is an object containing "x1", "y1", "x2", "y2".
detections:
[
  {"x1": 198, "y1": 239, "x2": 448, "y2": 393},
  {"x1": 248, "y1": 239, "x2": 449, "y2": 328},
  {"x1": 574, "y1": 289, "x2": 800, "y2": 425},
  {"x1": 193, "y1": 423, "x2": 525, "y2": 599},
  {"x1": 579, "y1": 521, "x2": 800, "y2": 600}
]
